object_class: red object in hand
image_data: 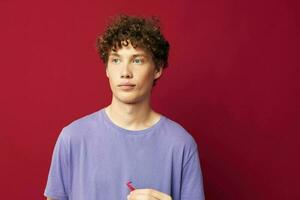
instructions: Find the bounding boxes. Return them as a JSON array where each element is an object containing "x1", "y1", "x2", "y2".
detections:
[{"x1": 126, "y1": 181, "x2": 136, "y2": 191}]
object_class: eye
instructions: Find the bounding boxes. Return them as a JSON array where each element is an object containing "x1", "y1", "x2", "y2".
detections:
[
  {"x1": 111, "y1": 58, "x2": 121, "y2": 64},
  {"x1": 133, "y1": 58, "x2": 143, "y2": 64}
]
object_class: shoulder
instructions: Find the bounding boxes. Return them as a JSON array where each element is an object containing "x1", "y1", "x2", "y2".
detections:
[
  {"x1": 160, "y1": 115, "x2": 198, "y2": 151},
  {"x1": 58, "y1": 109, "x2": 101, "y2": 141}
]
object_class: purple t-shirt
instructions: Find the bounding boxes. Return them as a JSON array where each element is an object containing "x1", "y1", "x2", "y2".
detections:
[{"x1": 44, "y1": 108, "x2": 205, "y2": 200}]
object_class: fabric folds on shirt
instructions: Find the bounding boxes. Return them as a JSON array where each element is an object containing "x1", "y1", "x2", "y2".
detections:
[{"x1": 44, "y1": 108, "x2": 205, "y2": 200}]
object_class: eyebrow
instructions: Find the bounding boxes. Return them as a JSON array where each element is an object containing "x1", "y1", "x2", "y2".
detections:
[{"x1": 108, "y1": 53, "x2": 148, "y2": 58}]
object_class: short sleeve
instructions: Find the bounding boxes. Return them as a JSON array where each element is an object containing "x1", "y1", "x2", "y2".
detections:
[
  {"x1": 181, "y1": 148, "x2": 205, "y2": 200},
  {"x1": 44, "y1": 128, "x2": 70, "y2": 200}
]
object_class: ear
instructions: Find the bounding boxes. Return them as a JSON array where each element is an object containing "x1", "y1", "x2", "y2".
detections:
[
  {"x1": 106, "y1": 67, "x2": 109, "y2": 78},
  {"x1": 154, "y1": 67, "x2": 163, "y2": 80}
]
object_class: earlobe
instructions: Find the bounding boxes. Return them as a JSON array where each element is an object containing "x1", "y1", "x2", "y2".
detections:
[
  {"x1": 106, "y1": 69, "x2": 109, "y2": 78},
  {"x1": 154, "y1": 67, "x2": 163, "y2": 80}
]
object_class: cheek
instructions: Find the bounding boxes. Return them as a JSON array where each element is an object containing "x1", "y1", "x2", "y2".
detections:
[
  {"x1": 106, "y1": 73, "x2": 117, "y2": 90},
  {"x1": 146, "y1": 69, "x2": 157, "y2": 81},
  {"x1": 138, "y1": 71, "x2": 155, "y2": 88},
  {"x1": 106, "y1": 69, "x2": 117, "y2": 82}
]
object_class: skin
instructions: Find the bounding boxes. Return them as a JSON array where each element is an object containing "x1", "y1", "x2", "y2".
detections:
[
  {"x1": 104, "y1": 40, "x2": 163, "y2": 131},
  {"x1": 127, "y1": 189, "x2": 172, "y2": 200},
  {"x1": 107, "y1": 42, "x2": 172, "y2": 200},
  {"x1": 46, "y1": 40, "x2": 172, "y2": 200}
]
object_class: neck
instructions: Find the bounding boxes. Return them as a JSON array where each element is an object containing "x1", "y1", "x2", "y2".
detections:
[{"x1": 104, "y1": 96, "x2": 160, "y2": 130}]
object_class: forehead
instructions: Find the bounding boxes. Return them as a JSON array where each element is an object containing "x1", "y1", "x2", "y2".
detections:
[{"x1": 108, "y1": 42, "x2": 151, "y2": 57}]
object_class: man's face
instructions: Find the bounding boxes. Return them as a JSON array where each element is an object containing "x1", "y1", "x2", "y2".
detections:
[{"x1": 106, "y1": 41, "x2": 163, "y2": 105}]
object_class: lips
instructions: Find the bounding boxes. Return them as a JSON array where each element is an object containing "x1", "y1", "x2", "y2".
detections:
[
  {"x1": 118, "y1": 83, "x2": 136, "y2": 90},
  {"x1": 118, "y1": 83, "x2": 136, "y2": 87}
]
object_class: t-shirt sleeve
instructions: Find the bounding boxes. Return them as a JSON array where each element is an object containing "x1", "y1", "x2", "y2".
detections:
[
  {"x1": 44, "y1": 128, "x2": 70, "y2": 200},
  {"x1": 181, "y1": 147, "x2": 205, "y2": 200}
]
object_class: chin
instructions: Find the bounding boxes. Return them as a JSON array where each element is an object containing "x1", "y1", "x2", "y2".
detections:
[
  {"x1": 120, "y1": 98, "x2": 142, "y2": 105},
  {"x1": 114, "y1": 94, "x2": 141, "y2": 104}
]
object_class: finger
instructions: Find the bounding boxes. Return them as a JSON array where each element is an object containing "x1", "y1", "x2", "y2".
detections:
[
  {"x1": 129, "y1": 193, "x2": 160, "y2": 200},
  {"x1": 131, "y1": 189, "x2": 170, "y2": 200}
]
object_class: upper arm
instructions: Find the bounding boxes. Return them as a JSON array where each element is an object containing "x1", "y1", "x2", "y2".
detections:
[
  {"x1": 181, "y1": 148, "x2": 205, "y2": 200},
  {"x1": 44, "y1": 128, "x2": 70, "y2": 199}
]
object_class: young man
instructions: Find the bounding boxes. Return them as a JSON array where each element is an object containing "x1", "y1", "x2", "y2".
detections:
[{"x1": 44, "y1": 15, "x2": 205, "y2": 200}]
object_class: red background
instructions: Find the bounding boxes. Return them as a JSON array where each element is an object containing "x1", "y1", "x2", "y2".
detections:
[{"x1": 1, "y1": 0, "x2": 299, "y2": 199}]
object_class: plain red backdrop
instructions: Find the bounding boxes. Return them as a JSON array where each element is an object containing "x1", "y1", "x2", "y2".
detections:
[{"x1": 0, "y1": 0, "x2": 299, "y2": 199}]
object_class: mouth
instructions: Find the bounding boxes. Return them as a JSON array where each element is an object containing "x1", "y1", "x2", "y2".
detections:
[
  {"x1": 119, "y1": 84, "x2": 135, "y2": 86},
  {"x1": 119, "y1": 84, "x2": 136, "y2": 90}
]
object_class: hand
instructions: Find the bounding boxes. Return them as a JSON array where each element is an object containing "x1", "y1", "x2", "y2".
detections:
[{"x1": 127, "y1": 189, "x2": 172, "y2": 200}]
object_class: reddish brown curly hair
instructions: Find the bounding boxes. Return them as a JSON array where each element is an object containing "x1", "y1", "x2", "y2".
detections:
[{"x1": 95, "y1": 14, "x2": 170, "y2": 86}]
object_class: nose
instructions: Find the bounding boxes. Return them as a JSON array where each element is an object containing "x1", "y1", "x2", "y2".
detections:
[{"x1": 120, "y1": 62, "x2": 133, "y2": 78}]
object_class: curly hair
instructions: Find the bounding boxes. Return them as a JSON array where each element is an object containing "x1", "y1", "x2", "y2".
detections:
[{"x1": 95, "y1": 14, "x2": 170, "y2": 86}]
